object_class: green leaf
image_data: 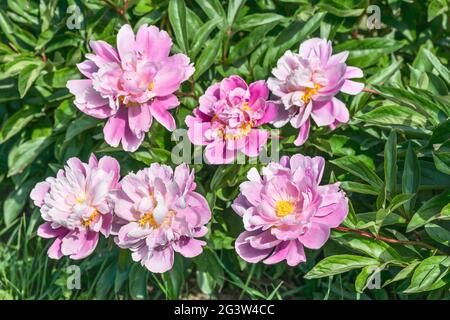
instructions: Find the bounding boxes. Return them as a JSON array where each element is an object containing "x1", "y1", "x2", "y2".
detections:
[
  {"x1": 357, "y1": 105, "x2": 427, "y2": 127},
  {"x1": 0, "y1": 105, "x2": 44, "y2": 144},
  {"x1": 433, "y1": 151, "x2": 450, "y2": 175},
  {"x1": 168, "y1": 0, "x2": 189, "y2": 53},
  {"x1": 427, "y1": 0, "x2": 449, "y2": 22},
  {"x1": 64, "y1": 115, "x2": 98, "y2": 143},
  {"x1": 194, "y1": 34, "x2": 222, "y2": 80},
  {"x1": 425, "y1": 223, "x2": 450, "y2": 246},
  {"x1": 404, "y1": 256, "x2": 450, "y2": 293},
  {"x1": 128, "y1": 264, "x2": 148, "y2": 300},
  {"x1": 340, "y1": 181, "x2": 380, "y2": 196},
  {"x1": 95, "y1": 263, "x2": 116, "y2": 299},
  {"x1": 388, "y1": 194, "x2": 415, "y2": 212},
  {"x1": 318, "y1": 0, "x2": 365, "y2": 17},
  {"x1": 350, "y1": 59, "x2": 403, "y2": 112},
  {"x1": 384, "y1": 131, "x2": 397, "y2": 195},
  {"x1": 263, "y1": 12, "x2": 326, "y2": 68},
  {"x1": 8, "y1": 136, "x2": 54, "y2": 177},
  {"x1": 0, "y1": 9, "x2": 20, "y2": 49},
  {"x1": 305, "y1": 254, "x2": 380, "y2": 279},
  {"x1": 195, "y1": 0, "x2": 226, "y2": 22},
  {"x1": 190, "y1": 19, "x2": 220, "y2": 58},
  {"x1": 355, "y1": 265, "x2": 381, "y2": 293},
  {"x1": 332, "y1": 231, "x2": 404, "y2": 262},
  {"x1": 161, "y1": 255, "x2": 185, "y2": 299},
  {"x1": 331, "y1": 156, "x2": 383, "y2": 190},
  {"x1": 402, "y1": 142, "x2": 420, "y2": 214},
  {"x1": 235, "y1": 13, "x2": 285, "y2": 30},
  {"x1": 0, "y1": 57, "x2": 41, "y2": 81},
  {"x1": 3, "y1": 180, "x2": 35, "y2": 226},
  {"x1": 193, "y1": 248, "x2": 224, "y2": 288},
  {"x1": 429, "y1": 119, "x2": 450, "y2": 145},
  {"x1": 228, "y1": 22, "x2": 277, "y2": 62},
  {"x1": 18, "y1": 63, "x2": 44, "y2": 98},
  {"x1": 383, "y1": 261, "x2": 420, "y2": 287},
  {"x1": 334, "y1": 38, "x2": 404, "y2": 68},
  {"x1": 372, "y1": 85, "x2": 449, "y2": 122},
  {"x1": 227, "y1": 0, "x2": 246, "y2": 26},
  {"x1": 423, "y1": 48, "x2": 450, "y2": 85},
  {"x1": 210, "y1": 165, "x2": 241, "y2": 190},
  {"x1": 407, "y1": 191, "x2": 450, "y2": 232}
]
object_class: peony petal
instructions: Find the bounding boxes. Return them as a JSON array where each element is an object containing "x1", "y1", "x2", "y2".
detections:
[
  {"x1": 298, "y1": 223, "x2": 330, "y2": 249},
  {"x1": 341, "y1": 79, "x2": 364, "y2": 95},
  {"x1": 128, "y1": 103, "x2": 152, "y2": 135},
  {"x1": 98, "y1": 155, "x2": 121, "y2": 185},
  {"x1": 116, "y1": 24, "x2": 136, "y2": 60},
  {"x1": 144, "y1": 246, "x2": 174, "y2": 273},
  {"x1": 242, "y1": 129, "x2": 269, "y2": 157},
  {"x1": 70, "y1": 231, "x2": 99, "y2": 260},
  {"x1": 173, "y1": 237, "x2": 205, "y2": 258},
  {"x1": 103, "y1": 108, "x2": 126, "y2": 148},
  {"x1": 89, "y1": 40, "x2": 120, "y2": 63},
  {"x1": 293, "y1": 118, "x2": 310, "y2": 146},
  {"x1": 150, "y1": 108, "x2": 175, "y2": 132},
  {"x1": 135, "y1": 25, "x2": 172, "y2": 62},
  {"x1": 248, "y1": 80, "x2": 269, "y2": 106},
  {"x1": 205, "y1": 140, "x2": 236, "y2": 164},
  {"x1": 30, "y1": 181, "x2": 50, "y2": 207},
  {"x1": 235, "y1": 231, "x2": 272, "y2": 263}
]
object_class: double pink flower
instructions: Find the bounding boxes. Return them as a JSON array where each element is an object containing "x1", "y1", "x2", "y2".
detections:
[
  {"x1": 30, "y1": 154, "x2": 120, "y2": 259},
  {"x1": 232, "y1": 154, "x2": 348, "y2": 266},
  {"x1": 186, "y1": 76, "x2": 276, "y2": 164},
  {"x1": 268, "y1": 38, "x2": 364, "y2": 145},
  {"x1": 113, "y1": 164, "x2": 211, "y2": 273},
  {"x1": 67, "y1": 24, "x2": 194, "y2": 152}
]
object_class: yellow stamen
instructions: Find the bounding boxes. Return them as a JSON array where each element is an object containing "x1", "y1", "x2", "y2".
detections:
[
  {"x1": 275, "y1": 200, "x2": 294, "y2": 218},
  {"x1": 139, "y1": 212, "x2": 159, "y2": 228},
  {"x1": 80, "y1": 210, "x2": 99, "y2": 228},
  {"x1": 301, "y1": 83, "x2": 321, "y2": 104},
  {"x1": 75, "y1": 196, "x2": 85, "y2": 204},
  {"x1": 218, "y1": 121, "x2": 255, "y2": 140},
  {"x1": 148, "y1": 81, "x2": 155, "y2": 91},
  {"x1": 242, "y1": 101, "x2": 251, "y2": 112}
]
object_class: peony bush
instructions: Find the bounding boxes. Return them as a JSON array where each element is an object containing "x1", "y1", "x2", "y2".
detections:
[{"x1": 0, "y1": 0, "x2": 449, "y2": 300}]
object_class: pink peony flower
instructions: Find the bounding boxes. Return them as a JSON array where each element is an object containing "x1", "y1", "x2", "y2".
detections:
[
  {"x1": 185, "y1": 75, "x2": 277, "y2": 164},
  {"x1": 232, "y1": 154, "x2": 348, "y2": 266},
  {"x1": 267, "y1": 38, "x2": 364, "y2": 145},
  {"x1": 30, "y1": 154, "x2": 120, "y2": 260},
  {"x1": 67, "y1": 24, "x2": 194, "y2": 152},
  {"x1": 113, "y1": 163, "x2": 211, "y2": 273}
]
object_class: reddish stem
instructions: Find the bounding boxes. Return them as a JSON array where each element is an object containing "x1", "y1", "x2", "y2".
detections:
[
  {"x1": 335, "y1": 226, "x2": 438, "y2": 251},
  {"x1": 362, "y1": 87, "x2": 379, "y2": 94}
]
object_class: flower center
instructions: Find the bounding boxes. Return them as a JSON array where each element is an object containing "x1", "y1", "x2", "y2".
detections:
[
  {"x1": 80, "y1": 210, "x2": 99, "y2": 228},
  {"x1": 218, "y1": 121, "x2": 254, "y2": 140},
  {"x1": 301, "y1": 83, "x2": 321, "y2": 104},
  {"x1": 241, "y1": 101, "x2": 251, "y2": 112},
  {"x1": 275, "y1": 200, "x2": 294, "y2": 217},
  {"x1": 148, "y1": 81, "x2": 155, "y2": 91},
  {"x1": 139, "y1": 212, "x2": 159, "y2": 228}
]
